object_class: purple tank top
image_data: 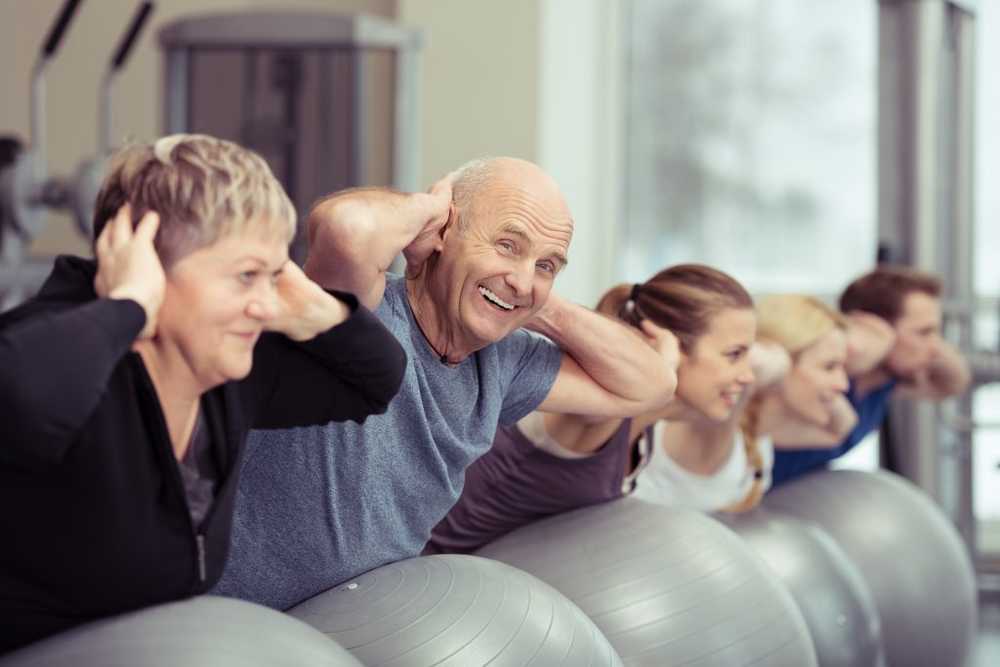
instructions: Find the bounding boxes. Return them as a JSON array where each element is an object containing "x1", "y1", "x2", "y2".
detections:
[{"x1": 425, "y1": 418, "x2": 636, "y2": 554}]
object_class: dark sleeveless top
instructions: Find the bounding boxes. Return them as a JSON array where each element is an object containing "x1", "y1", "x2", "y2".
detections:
[{"x1": 425, "y1": 418, "x2": 642, "y2": 554}]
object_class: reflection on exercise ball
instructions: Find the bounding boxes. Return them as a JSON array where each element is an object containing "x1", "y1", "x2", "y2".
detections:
[
  {"x1": 478, "y1": 497, "x2": 818, "y2": 666},
  {"x1": 721, "y1": 510, "x2": 885, "y2": 667},
  {"x1": 763, "y1": 469, "x2": 976, "y2": 667},
  {"x1": 288, "y1": 554, "x2": 623, "y2": 667},
  {"x1": 0, "y1": 596, "x2": 360, "y2": 667}
]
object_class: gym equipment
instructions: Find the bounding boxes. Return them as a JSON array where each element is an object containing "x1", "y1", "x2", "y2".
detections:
[
  {"x1": 158, "y1": 11, "x2": 423, "y2": 262},
  {"x1": 0, "y1": 0, "x2": 153, "y2": 310},
  {"x1": 0, "y1": 595, "x2": 360, "y2": 667},
  {"x1": 477, "y1": 497, "x2": 818, "y2": 666},
  {"x1": 721, "y1": 510, "x2": 885, "y2": 667},
  {"x1": 287, "y1": 554, "x2": 623, "y2": 666},
  {"x1": 763, "y1": 469, "x2": 976, "y2": 667}
]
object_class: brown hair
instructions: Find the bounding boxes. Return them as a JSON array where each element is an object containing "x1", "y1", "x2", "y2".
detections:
[
  {"x1": 595, "y1": 264, "x2": 753, "y2": 354},
  {"x1": 92, "y1": 134, "x2": 295, "y2": 268},
  {"x1": 839, "y1": 265, "x2": 942, "y2": 323}
]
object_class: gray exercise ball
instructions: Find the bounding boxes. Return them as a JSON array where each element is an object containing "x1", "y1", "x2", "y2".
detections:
[
  {"x1": 287, "y1": 554, "x2": 623, "y2": 666},
  {"x1": 477, "y1": 497, "x2": 817, "y2": 666},
  {"x1": 720, "y1": 510, "x2": 885, "y2": 667},
  {"x1": 0, "y1": 596, "x2": 360, "y2": 667},
  {"x1": 763, "y1": 470, "x2": 976, "y2": 667}
]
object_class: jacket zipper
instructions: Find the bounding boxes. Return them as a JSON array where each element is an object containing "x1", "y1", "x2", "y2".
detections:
[
  {"x1": 196, "y1": 534, "x2": 207, "y2": 583},
  {"x1": 132, "y1": 356, "x2": 213, "y2": 591}
]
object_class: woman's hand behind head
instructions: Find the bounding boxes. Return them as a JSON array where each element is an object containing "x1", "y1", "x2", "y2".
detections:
[
  {"x1": 93, "y1": 205, "x2": 165, "y2": 339},
  {"x1": 265, "y1": 261, "x2": 350, "y2": 341}
]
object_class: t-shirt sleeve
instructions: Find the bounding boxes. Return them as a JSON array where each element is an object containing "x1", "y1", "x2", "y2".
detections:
[{"x1": 496, "y1": 329, "x2": 563, "y2": 426}]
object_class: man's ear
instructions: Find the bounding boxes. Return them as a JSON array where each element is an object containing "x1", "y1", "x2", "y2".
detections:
[{"x1": 437, "y1": 203, "x2": 458, "y2": 248}]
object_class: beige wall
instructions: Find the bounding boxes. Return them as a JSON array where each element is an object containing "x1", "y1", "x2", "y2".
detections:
[
  {"x1": 0, "y1": 0, "x2": 395, "y2": 256},
  {"x1": 398, "y1": 0, "x2": 539, "y2": 186},
  {"x1": 3, "y1": 0, "x2": 544, "y2": 255}
]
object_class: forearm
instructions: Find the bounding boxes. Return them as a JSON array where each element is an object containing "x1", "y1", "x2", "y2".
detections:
[
  {"x1": 0, "y1": 299, "x2": 145, "y2": 463},
  {"x1": 770, "y1": 396, "x2": 857, "y2": 450},
  {"x1": 252, "y1": 300, "x2": 407, "y2": 428},
  {"x1": 304, "y1": 190, "x2": 427, "y2": 308},
  {"x1": 530, "y1": 296, "x2": 675, "y2": 411}
]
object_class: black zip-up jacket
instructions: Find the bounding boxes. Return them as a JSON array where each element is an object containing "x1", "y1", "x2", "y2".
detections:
[{"x1": 0, "y1": 256, "x2": 407, "y2": 654}]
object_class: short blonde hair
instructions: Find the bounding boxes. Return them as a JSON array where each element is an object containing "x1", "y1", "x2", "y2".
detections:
[
  {"x1": 755, "y1": 294, "x2": 846, "y2": 358},
  {"x1": 92, "y1": 134, "x2": 295, "y2": 267}
]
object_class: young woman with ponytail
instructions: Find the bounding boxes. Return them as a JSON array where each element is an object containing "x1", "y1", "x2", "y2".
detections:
[
  {"x1": 428, "y1": 264, "x2": 776, "y2": 554},
  {"x1": 635, "y1": 294, "x2": 858, "y2": 512}
]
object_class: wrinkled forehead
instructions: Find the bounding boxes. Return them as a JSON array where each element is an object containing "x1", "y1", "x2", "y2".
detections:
[{"x1": 469, "y1": 182, "x2": 573, "y2": 249}]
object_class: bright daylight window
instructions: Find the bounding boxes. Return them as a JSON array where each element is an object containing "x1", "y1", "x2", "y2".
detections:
[{"x1": 622, "y1": 0, "x2": 876, "y2": 294}]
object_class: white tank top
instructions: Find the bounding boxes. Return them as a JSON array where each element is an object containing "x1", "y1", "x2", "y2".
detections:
[{"x1": 633, "y1": 422, "x2": 774, "y2": 512}]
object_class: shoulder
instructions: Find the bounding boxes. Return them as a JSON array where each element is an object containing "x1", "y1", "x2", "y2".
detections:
[{"x1": 374, "y1": 273, "x2": 409, "y2": 327}]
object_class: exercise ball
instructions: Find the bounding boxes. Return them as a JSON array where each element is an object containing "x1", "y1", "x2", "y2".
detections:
[
  {"x1": 763, "y1": 470, "x2": 976, "y2": 667},
  {"x1": 721, "y1": 510, "x2": 885, "y2": 667},
  {"x1": 477, "y1": 497, "x2": 817, "y2": 666},
  {"x1": 0, "y1": 596, "x2": 359, "y2": 667},
  {"x1": 288, "y1": 554, "x2": 622, "y2": 666}
]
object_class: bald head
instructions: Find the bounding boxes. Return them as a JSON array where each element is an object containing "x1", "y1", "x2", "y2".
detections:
[{"x1": 451, "y1": 157, "x2": 572, "y2": 233}]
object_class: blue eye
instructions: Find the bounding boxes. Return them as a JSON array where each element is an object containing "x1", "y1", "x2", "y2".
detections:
[
  {"x1": 537, "y1": 261, "x2": 555, "y2": 273},
  {"x1": 498, "y1": 240, "x2": 515, "y2": 253},
  {"x1": 238, "y1": 271, "x2": 257, "y2": 285}
]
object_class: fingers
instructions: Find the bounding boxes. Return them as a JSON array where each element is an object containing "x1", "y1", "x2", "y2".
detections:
[
  {"x1": 109, "y1": 204, "x2": 135, "y2": 249},
  {"x1": 97, "y1": 204, "x2": 129, "y2": 256},
  {"x1": 133, "y1": 210, "x2": 160, "y2": 245},
  {"x1": 638, "y1": 317, "x2": 666, "y2": 339}
]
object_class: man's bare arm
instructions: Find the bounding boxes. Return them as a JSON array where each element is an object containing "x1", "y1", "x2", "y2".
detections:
[
  {"x1": 304, "y1": 179, "x2": 452, "y2": 310},
  {"x1": 898, "y1": 341, "x2": 971, "y2": 400},
  {"x1": 771, "y1": 394, "x2": 859, "y2": 449},
  {"x1": 533, "y1": 295, "x2": 679, "y2": 419}
]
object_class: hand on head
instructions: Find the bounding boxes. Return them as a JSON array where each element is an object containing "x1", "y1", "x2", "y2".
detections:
[
  {"x1": 639, "y1": 319, "x2": 682, "y2": 376},
  {"x1": 403, "y1": 171, "x2": 457, "y2": 278},
  {"x1": 94, "y1": 204, "x2": 165, "y2": 340},
  {"x1": 263, "y1": 261, "x2": 350, "y2": 341},
  {"x1": 845, "y1": 310, "x2": 896, "y2": 375}
]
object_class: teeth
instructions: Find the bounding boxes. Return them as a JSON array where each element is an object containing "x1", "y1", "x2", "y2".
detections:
[{"x1": 479, "y1": 286, "x2": 515, "y2": 310}]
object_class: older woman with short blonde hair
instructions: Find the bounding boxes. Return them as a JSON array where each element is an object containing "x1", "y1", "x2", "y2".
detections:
[{"x1": 0, "y1": 134, "x2": 406, "y2": 654}]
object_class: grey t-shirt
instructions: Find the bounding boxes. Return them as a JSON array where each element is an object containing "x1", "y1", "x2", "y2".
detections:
[{"x1": 214, "y1": 274, "x2": 563, "y2": 610}]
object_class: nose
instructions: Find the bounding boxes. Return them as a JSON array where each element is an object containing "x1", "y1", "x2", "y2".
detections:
[
  {"x1": 504, "y1": 260, "x2": 534, "y2": 299},
  {"x1": 246, "y1": 283, "x2": 280, "y2": 321},
  {"x1": 737, "y1": 360, "x2": 755, "y2": 386},
  {"x1": 832, "y1": 367, "x2": 849, "y2": 393}
]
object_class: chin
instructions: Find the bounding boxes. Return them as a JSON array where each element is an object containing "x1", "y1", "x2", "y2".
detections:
[{"x1": 222, "y1": 359, "x2": 255, "y2": 383}]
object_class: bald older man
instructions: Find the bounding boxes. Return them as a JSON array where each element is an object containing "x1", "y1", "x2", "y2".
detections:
[{"x1": 214, "y1": 158, "x2": 679, "y2": 609}]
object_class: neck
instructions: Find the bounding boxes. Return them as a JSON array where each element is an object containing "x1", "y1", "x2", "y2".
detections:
[
  {"x1": 657, "y1": 414, "x2": 737, "y2": 474},
  {"x1": 405, "y1": 274, "x2": 477, "y2": 364},
  {"x1": 134, "y1": 339, "x2": 204, "y2": 459}
]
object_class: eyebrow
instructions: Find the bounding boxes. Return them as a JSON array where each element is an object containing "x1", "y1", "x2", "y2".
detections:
[
  {"x1": 499, "y1": 223, "x2": 569, "y2": 268},
  {"x1": 233, "y1": 256, "x2": 287, "y2": 272}
]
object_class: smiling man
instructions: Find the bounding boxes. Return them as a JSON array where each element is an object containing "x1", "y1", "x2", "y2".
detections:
[
  {"x1": 770, "y1": 265, "x2": 971, "y2": 485},
  {"x1": 214, "y1": 157, "x2": 680, "y2": 609}
]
